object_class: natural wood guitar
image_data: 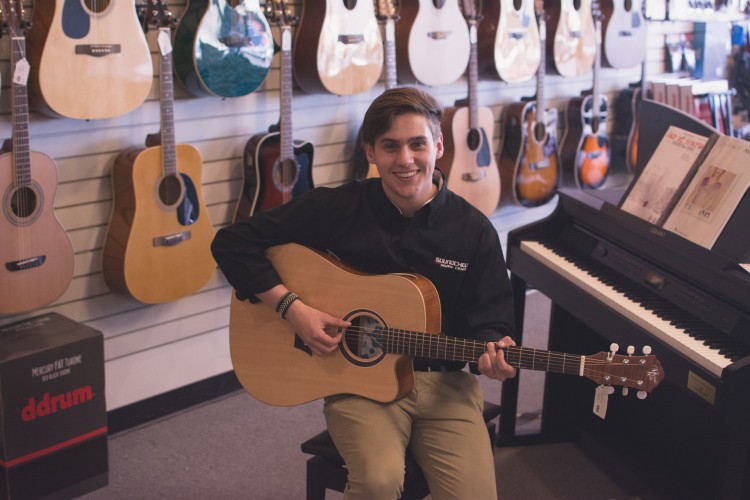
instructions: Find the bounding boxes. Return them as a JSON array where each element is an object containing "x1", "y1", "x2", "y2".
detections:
[
  {"x1": 395, "y1": 0, "x2": 470, "y2": 86},
  {"x1": 0, "y1": 0, "x2": 74, "y2": 314},
  {"x1": 438, "y1": 0, "x2": 501, "y2": 216},
  {"x1": 235, "y1": 0, "x2": 314, "y2": 221},
  {"x1": 601, "y1": 0, "x2": 646, "y2": 69},
  {"x1": 560, "y1": 3, "x2": 610, "y2": 189},
  {"x1": 102, "y1": 1, "x2": 215, "y2": 304},
  {"x1": 229, "y1": 243, "x2": 665, "y2": 406},
  {"x1": 498, "y1": 3, "x2": 561, "y2": 207},
  {"x1": 293, "y1": 0, "x2": 383, "y2": 95},
  {"x1": 172, "y1": 0, "x2": 275, "y2": 98},
  {"x1": 26, "y1": 0, "x2": 153, "y2": 120},
  {"x1": 545, "y1": 0, "x2": 596, "y2": 77},
  {"x1": 478, "y1": 0, "x2": 541, "y2": 83}
]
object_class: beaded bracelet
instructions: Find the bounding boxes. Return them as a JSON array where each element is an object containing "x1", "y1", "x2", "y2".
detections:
[{"x1": 276, "y1": 291, "x2": 300, "y2": 319}]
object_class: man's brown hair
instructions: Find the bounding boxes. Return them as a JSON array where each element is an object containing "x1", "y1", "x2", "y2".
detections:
[{"x1": 360, "y1": 87, "x2": 443, "y2": 148}]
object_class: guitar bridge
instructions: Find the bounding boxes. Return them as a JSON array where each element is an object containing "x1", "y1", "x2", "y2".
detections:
[
  {"x1": 338, "y1": 34, "x2": 365, "y2": 44},
  {"x1": 5, "y1": 255, "x2": 45, "y2": 271},
  {"x1": 75, "y1": 45, "x2": 122, "y2": 57},
  {"x1": 153, "y1": 231, "x2": 191, "y2": 247},
  {"x1": 462, "y1": 171, "x2": 487, "y2": 182},
  {"x1": 427, "y1": 31, "x2": 451, "y2": 40}
]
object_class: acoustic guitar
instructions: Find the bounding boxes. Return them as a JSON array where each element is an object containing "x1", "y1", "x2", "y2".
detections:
[
  {"x1": 601, "y1": 0, "x2": 646, "y2": 69},
  {"x1": 0, "y1": 0, "x2": 74, "y2": 314},
  {"x1": 497, "y1": 2, "x2": 561, "y2": 207},
  {"x1": 102, "y1": 0, "x2": 215, "y2": 304},
  {"x1": 352, "y1": 0, "x2": 400, "y2": 181},
  {"x1": 560, "y1": 3, "x2": 610, "y2": 189},
  {"x1": 625, "y1": 0, "x2": 649, "y2": 172},
  {"x1": 229, "y1": 243, "x2": 665, "y2": 406},
  {"x1": 395, "y1": 0, "x2": 470, "y2": 86},
  {"x1": 438, "y1": 0, "x2": 501, "y2": 217},
  {"x1": 293, "y1": 0, "x2": 383, "y2": 95},
  {"x1": 235, "y1": 0, "x2": 314, "y2": 221},
  {"x1": 172, "y1": 0, "x2": 275, "y2": 98},
  {"x1": 26, "y1": 0, "x2": 153, "y2": 120},
  {"x1": 545, "y1": 0, "x2": 596, "y2": 77},
  {"x1": 478, "y1": 0, "x2": 541, "y2": 83}
]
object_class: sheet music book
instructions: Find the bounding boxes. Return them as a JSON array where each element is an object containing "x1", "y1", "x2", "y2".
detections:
[{"x1": 620, "y1": 126, "x2": 710, "y2": 224}]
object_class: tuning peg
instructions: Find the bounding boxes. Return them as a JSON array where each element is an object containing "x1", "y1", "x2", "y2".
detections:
[
  {"x1": 642, "y1": 345, "x2": 652, "y2": 355},
  {"x1": 610, "y1": 342, "x2": 619, "y2": 353},
  {"x1": 637, "y1": 391, "x2": 648, "y2": 400},
  {"x1": 606, "y1": 386, "x2": 615, "y2": 395},
  {"x1": 622, "y1": 387, "x2": 629, "y2": 396},
  {"x1": 627, "y1": 345, "x2": 635, "y2": 355}
]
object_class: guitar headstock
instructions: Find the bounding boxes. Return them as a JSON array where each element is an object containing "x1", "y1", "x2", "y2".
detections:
[
  {"x1": 583, "y1": 348, "x2": 665, "y2": 396},
  {"x1": 376, "y1": 0, "x2": 399, "y2": 21},
  {"x1": 591, "y1": 0, "x2": 605, "y2": 22},
  {"x1": 460, "y1": 0, "x2": 482, "y2": 22},
  {"x1": 1, "y1": 0, "x2": 30, "y2": 37},
  {"x1": 268, "y1": 0, "x2": 298, "y2": 28},
  {"x1": 143, "y1": 0, "x2": 177, "y2": 30}
]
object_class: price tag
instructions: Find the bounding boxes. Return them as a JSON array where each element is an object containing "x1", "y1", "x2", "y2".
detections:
[
  {"x1": 158, "y1": 30, "x2": 172, "y2": 56},
  {"x1": 593, "y1": 385, "x2": 610, "y2": 419},
  {"x1": 13, "y1": 58, "x2": 30, "y2": 86}
]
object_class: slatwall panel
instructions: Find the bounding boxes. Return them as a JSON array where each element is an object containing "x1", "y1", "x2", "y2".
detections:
[{"x1": 0, "y1": 1, "x2": 693, "y2": 411}]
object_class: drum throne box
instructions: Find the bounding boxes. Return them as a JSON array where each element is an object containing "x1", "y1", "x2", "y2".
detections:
[{"x1": 0, "y1": 313, "x2": 108, "y2": 499}]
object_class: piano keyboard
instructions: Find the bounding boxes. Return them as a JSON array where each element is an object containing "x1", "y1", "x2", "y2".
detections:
[{"x1": 521, "y1": 239, "x2": 742, "y2": 378}]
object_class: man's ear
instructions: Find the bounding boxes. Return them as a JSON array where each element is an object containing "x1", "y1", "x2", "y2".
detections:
[
  {"x1": 435, "y1": 133, "x2": 444, "y2": 160},
  {"x1": 365, "y1": 143, "x2": 375, "y2": 164}
]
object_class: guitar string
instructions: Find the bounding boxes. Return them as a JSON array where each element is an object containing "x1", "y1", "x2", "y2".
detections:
[{"x1": 12, "y1": 33, "x2": 30, "y2": 261}]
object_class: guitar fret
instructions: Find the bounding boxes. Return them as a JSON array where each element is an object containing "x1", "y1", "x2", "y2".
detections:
[
  {"x1": 467, "y1": 23, "x2": 479, "y2": 133},
  {"x1": 280, "y1": 27, "x2": 294, "y2": 163}
]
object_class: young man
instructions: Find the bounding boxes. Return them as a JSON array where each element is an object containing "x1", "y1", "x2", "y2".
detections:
[{"x1": 211, "y1": 87, "x2": 516, "y2": 499}]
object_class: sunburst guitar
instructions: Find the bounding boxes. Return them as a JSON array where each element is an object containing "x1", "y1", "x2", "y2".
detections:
[
  {"x1": 293, "y1": 0, "x2": 383, "y2": 95},
  {"x1": 545, "y1": 0, "x2": 596, "y2": 77},
  {"x1": 172, "y1": 0, "x2": 275, "y2": 98},
  {"x1": 26, "y1": 0, "x2": 153, "y2": 119},
  {"x1": 395, "y1": 0, "x2": 470, "y2": 86},
  {"x1": 498, "y1": 4, "x2": 560, "y2": 207},
  {"x1": 0, "y1": 0, "x2": 74, "y2": 314},
  {"x1": 103, "y1": 1, "x2": 215, "y2": 304},
  {"x1": 229, "y1": 244, "x2": 665, "y2": 406},
  {"x1": 478, "y1": 0, "x2": 540, "y2": 83}
]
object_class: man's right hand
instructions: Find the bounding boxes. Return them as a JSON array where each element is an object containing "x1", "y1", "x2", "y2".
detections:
[{"x1": 283, "y1": 299, "x2": 348, "y2": 356}]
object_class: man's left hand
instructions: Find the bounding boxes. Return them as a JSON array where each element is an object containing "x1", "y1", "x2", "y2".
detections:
[{"x1": 478, "y1": 337, "x2": 517, "y2": 381}]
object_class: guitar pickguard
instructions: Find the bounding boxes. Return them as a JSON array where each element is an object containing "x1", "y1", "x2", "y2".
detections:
[
  {"x1": 62, "y1": 0, "x2": 89, "y2": 39},
  {"x1": 177, "y1": 172, "x2": 200, "y2": 226}
]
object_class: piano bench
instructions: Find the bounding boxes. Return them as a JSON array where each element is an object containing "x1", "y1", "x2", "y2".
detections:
[{"x1": 300, "y1": 401, "x2": 501, "y2": 500}]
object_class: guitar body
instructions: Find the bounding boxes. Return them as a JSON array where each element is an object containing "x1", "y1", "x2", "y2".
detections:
[
  {"x1": 395, "y1": 0, "x2": 470, "y2": 86},
  {"x1": 0, "y1": 151, "x2": 74, "y2": 314},
  {"x1": 26, "y1": 0, "x2": 153, "y2": 119},
  {"x1": 545, "y1": 0, "x2": 596, "y2": 77},
  {"x1": 103, "y1": 145, "x2": 215, "y2": 304},
  {"x1": 439, "y1": 106, "x2": 501, "y2": 216},
  {"x1": 236, "y1": 131, "x2": 315, "y2": 219},
  {"x1": 478, "y1": 0, "x2": 540, "y2": 83},
  {"x1": 230, "y1": 243, "x2": 439, "y2": 406},
  {"x1": 498, "y1": 101, "x2": 561, "y2": 206},
  {"x1": 293, "y1": 0, "x2": 383, "y2": 95},
  {"x1": 601, "y1": 0, "x2": 646, "y2": 69},
  {"x1": 561, "y1": 94, "x2": 610, "y2": 188},
  {"x1": 172, "y1": 0, "x2": 274, "y2": 98}
]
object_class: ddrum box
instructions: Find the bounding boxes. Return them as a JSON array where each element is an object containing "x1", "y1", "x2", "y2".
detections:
[{"x1": 0, "y1": 313, "x2": 108, "y2": 499}]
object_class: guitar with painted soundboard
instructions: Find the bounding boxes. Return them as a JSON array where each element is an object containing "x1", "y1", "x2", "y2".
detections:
[
  {"x1": 293, "y1": 0, "x2": 383, "y2": 95},
  {"x1": 0, "y1": 0, "x2": 74, "y2": 314},
  {"x1": 438, "y1": 0, "x2": 501, "y2": 216},
  {"x1": 545, "y1": 0, "x2": 596, "y2": 77},
  {"x1": 102, "y1": 0, "x2": 215, "y2": 304},
  {"x1": 229, "y1": 243, "x2": 665, "y2": 406},
  {"x1": 497, "y1": 0, "x2": 560, "y2": 207},
  {"x1": 235, "y1": 0, "x2": 314, "y2": 220},
  {"x1": 26, "y1": 0, "x2": 153, "y2": 119},
  {"x1": 560, "y1": 2, "x2": 610, "y2": 189},
  {"x1": 395, "y1": 0, "x2": 470, "y2": 86},
  {"x1": 171, "y1": 0, "x2": 275, "y2": 98},
  {"x1": 478, "y1": 0, "x2": 541, "y2": 83}
]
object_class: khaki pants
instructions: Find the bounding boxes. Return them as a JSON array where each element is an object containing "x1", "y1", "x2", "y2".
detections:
[{"x1": 323, "y1": 371, "x2": 497, "y2": 500}]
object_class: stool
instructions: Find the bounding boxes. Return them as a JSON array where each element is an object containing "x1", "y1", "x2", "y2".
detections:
[{"x1": 300, "y1": 401, "x2": 502, "y2": 500}]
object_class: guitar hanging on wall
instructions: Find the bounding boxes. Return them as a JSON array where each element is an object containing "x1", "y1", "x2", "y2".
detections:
[
  {"x1": 229, "y1": 243, "x2": 665, "y2": 406},
  {"x1": 601, "y1": 0, "x2": 646, "y2": 69},
  {"x1": 102, "y1": 0, "x2": 216, "y2": 304},
  {"x1": 478, "y1": 0, "x2": 541, "y2": 83},
  {"x1": 545, "y1": 0, "x2": 596, "y2": 78},
  {"x1": 438, "y1": 0, "x2": 502, "y2": 216},
  {"x1": 352, "y1": 0, "x2": 400, "y2": 181},
  {"x1": 26, "y1": 0, "x2": 153, "y2": 120},
  {"x1": 395, "y1": 0, "x2": 470, "y2": 87},
  {"x1": 235, "y1": 0, "x2": 314, "y2": 221},
  {"x1": 0, "y1": 0, "x2": 75, "y2": 314},
  {"x1": 172, "y1": 0, "x2": 275, "y2": 98},
  {"x1": 293, "y1": 0, "x2": 383, "y2": 95},
  {"x1": 625, "y1": 0, "x2": 649, "y2": 172},
  {"x1": 560, "y1": 1, "x2": 610, "y2": 189},
  {"x1": 497, "y1": 0, "x2": 561, "y2": 207}
]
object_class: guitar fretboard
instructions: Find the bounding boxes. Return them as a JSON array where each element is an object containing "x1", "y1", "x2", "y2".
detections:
[
  {"x1": 279, "y1": 26, "x2": 294, "y2": 163},
  {"x1": 383, "y1": 18, "x2": 397, "y2": 90},
  {"x1": 11, "y1": 36, "x2": 31, "y2": 188},
  {"x1": 158, "y1": 27, "x2": 178, "y2": 177},
  {"x1": 467, "y1": 22, "x2": 479, "y2": 134}
]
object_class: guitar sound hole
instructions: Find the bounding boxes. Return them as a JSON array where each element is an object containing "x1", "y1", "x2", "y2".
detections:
[
  {"x1": 158, "y1": 174, "x2": 183, "y2": 207},
  {"x1": 343, "y1": 0, "x2": 357, "y2": 10},
  {"x1": 433, "y1": 0, "x2": 447, "y2": 8},
  {"x1": 10, "y1": 187, "x2": 37, "y2": 219},
  {"x1": 342, "y1": 313, "x2": 385, "y2": 363},
  {"x1": 573, "y1": 0, "x2": 582, "y2": 9},
  {"x1": 624, "y1": 0, "x2": 633, "y2": 10},
  {"x1": 533, "y1": 122, "x2": 546, "y2": 142},
  {"x1": 83, "y1": 0, "x2": 111, "y2": 13},
  {"x1": 513, "y1": 0, "x2": 523, "y2": 10},
  {"x1": 274, "y1": 159, "x2": 300, "y2": 190}
]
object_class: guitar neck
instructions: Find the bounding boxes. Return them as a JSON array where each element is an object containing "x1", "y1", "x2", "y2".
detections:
[
  {"x1": 158, "y1": 27, "x2": 178, "y2": 177},
  {"x1": 467, "y1": 21, "x2": 479, "y2": 133},
  {"x1": 383, "y1": 18, "x2": 397, "y2": 90},
  {"x1": 10, "y1": 35, "x2": 31, "y2": 188},
  {"x1": 592, "y1": 18, "x2": 601, "y2": 111},
  {"x1": 279, "y1": 25, "x2": 294, "y2": 162},
  {"x1": 536, "y1": 16, "x2": 546, "y2": 117}
]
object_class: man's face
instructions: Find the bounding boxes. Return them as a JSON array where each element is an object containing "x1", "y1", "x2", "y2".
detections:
[{"x1": 365, "y1": 113, "x2": 444, "y2": 215}]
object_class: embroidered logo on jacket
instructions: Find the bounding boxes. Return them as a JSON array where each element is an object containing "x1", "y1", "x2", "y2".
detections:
[{"x1": 434, "y1": 256, "x2": 469, "y2": 271}]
